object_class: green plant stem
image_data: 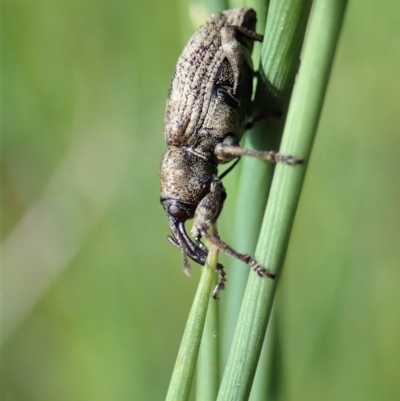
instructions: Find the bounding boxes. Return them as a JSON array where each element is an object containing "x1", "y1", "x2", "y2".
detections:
[
  {"x1": 222, "y1": 0, "x2": 312, "y2": 366},
  {"x1": 166, "y1": 247, "x2": 219, "y2": 401},
  {"x1": 196, "y1": 288, "x2": 220, "y2": 400},
  {"x1": 206, "y1": 0, "x2": 229, "y2": 13},
  {"x1": 217, "y1": 0, "x2": 348, "y2": 400}
]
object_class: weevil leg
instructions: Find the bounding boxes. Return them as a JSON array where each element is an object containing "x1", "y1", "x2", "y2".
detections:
[
  {"x1": 215, "y1": 143, "x2": 304, "y2": 166},
  {"x1": 193, "y1": 235, "x2": 208, "y2": 251},
  {"x1": 191, "y1": 175, "x2": 226, "y2": 243},
  {"x1": 170, "y1": 231, "x2": 228, "y2": 293},
  {"x1": 167, "y1": 216, "x2": 228, "y2": 289},
  {"x1": 218, "y1": 157, "x2": 241, "y2": 180},
  {"x1": 220, "y1": 26, "x2": 262, "y2": 93},
  {"x1": 213, "y1": 263, "x2": 227, "y2": 299},
  {"x1": 202, "y1": 231, "x2": 276, "y2": 279},
  {"x1": 216, "y1": 85, "x2": 240, "y2": 108},
  {"x1": 245, "y1": 110, "x2": 283, "y2": 130},
  {"x1": 190, "y1": 175, "x2": 275, "y2": 283},
  {"x1": 189, "y1": 175, "x2": 228, "y2": 298},
  {"x1": 232, "y1": 26, "x2": 264, "y2": 43}
]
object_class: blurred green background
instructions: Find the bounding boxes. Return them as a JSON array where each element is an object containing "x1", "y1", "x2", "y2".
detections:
[{"x1": 1, "y1": 1, "x2": 398, "y2": 400}]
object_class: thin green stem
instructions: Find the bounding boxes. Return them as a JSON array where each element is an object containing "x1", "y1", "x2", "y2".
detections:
[
  {"x1": 196, "y1": 288, "x2": 220, "y2": 400},
  {"x1": 222, "y1": 0, "x2": 312, "y2": 369},
  {"x1": 205, "y1": 0, "x2": 229, "y2": 13},
  {"x1": 218, "y1": 0, "x2": 348, "y2": 400},
  {"x1": 166, "y1": 247, "x2": 219, "y2": 401}
]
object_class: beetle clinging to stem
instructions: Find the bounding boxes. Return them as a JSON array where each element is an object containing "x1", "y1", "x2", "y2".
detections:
[{"x1": 160, "y1": 7, "x2": 303, "y2": 298}]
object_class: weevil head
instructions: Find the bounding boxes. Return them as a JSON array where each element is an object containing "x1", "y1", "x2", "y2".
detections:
[
  {"x1": 160, "y1": 147, "x2": 216, "y2": 265},
  {"x1": 160, "y1": 148, "x2": 216, "y2": 204},
  {"x1": 161, "y1": 198, "x2": 196, "y2": 226},
  {"x1": 161, "y1": 198, "x2": 208, "y2": 266}
]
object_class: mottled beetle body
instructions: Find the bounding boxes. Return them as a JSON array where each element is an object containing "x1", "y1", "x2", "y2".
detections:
[
  {"x1": 163, "y1": 8, "x2": 255, "y2": 151},
  {"x1": 160, "y1": 8, "x2": 302, "y2": 297}
]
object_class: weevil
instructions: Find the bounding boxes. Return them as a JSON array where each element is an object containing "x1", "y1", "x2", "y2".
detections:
[{"x1": 160, "y1": 7, "x2": 302, "y2": 298}]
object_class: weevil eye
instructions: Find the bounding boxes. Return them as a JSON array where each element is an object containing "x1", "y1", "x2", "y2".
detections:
[
  {"x1": 169, "y1": 204, "x2": 182, "y2": 217},
  {"x1": 161, "y1": 199, "x2": 196, "y2": 221}
]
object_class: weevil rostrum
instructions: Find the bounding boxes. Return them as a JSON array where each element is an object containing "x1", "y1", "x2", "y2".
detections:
[{"x1": 160, "y1": 7, "x2": 303, "y2": 298}]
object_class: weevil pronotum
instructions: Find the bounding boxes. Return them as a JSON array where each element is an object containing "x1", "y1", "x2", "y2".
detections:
[{"x1": 160, "y1": 7, "x2": 303, "y2": 298}]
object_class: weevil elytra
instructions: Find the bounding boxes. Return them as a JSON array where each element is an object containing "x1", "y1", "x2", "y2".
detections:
[{"x1": 160, "y1": 7, "x2": 303, "y2": 298}]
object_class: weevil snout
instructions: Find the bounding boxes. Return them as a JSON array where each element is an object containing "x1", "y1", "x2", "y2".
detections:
[
  {"x1": 161, "y1": 199, "x2": 208, "y2": 266},
  {"x1": 161, "y1": 197, "x2": 227, "y2": 298}
]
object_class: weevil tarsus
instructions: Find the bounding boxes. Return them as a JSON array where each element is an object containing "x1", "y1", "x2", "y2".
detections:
[{"x1": 214, "y1": 143, "x2": 304, "y2": 165}]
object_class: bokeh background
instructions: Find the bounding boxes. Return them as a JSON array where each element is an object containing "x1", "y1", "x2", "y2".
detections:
[{"x1": 1, "y1": 1, "x2": 399, "y2": 400}]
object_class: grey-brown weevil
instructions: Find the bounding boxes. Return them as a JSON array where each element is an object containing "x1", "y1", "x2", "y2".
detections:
[{"x1": 160, "y1": 7, "x2": 302, "y2": 298}]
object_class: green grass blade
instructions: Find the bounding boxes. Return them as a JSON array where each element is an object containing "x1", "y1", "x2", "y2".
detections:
[
  {"x1": 217, "y1": 0, "x2": 349, "y2": 400},
  {"x1": 166, "y1": 248, "x2": 219, "y2": 401},
  {"x1": 222, "y1": 0, "x2": 312, "y2": 367},
  {"x1": 196, "y1": 290, "x2": 220, "y2": 400},
  {"x1": 205, "y1": 0, "x2": 229, "y2": 13}
]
